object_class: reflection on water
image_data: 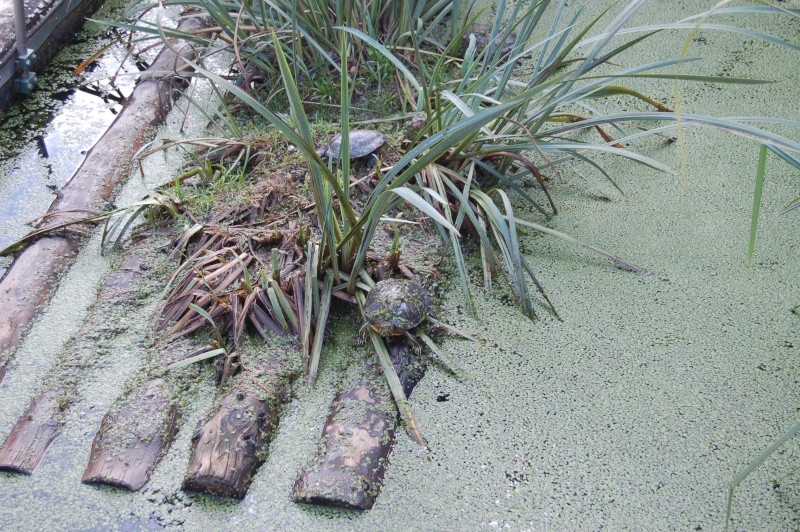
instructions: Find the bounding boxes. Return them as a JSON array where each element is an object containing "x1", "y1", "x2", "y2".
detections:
[{"x1": 0, "y1": 21, "x2": 139, "y2": 276}]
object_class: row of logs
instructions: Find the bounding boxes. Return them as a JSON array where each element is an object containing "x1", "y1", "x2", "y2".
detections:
[
  {"x1": 0, "y1": 12, "x2": 428, "y2": 508},
  {"x1": 0, "y1": 240, "x2": 426, "y2": 509},
  {"x1": 0, "y1": 13, "x2": 206, "y2": 384}
]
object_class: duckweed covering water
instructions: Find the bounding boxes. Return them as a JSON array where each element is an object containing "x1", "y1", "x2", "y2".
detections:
[{"x1": 0, "y1": 0, "x2": 798, "y2": 529}]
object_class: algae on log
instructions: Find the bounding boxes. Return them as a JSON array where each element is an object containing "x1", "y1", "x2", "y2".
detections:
[
  {"x1": 183, "y1": 351, "x2": 297, "y2": 499},
  {"x1": 82, "y1": 378, "x2": 180, "y2": 491},
  {"x1": 79, "y1": 333, "x2": 211, "y2": 491},
  {"x1": 293, "y1": 340, "x2": 425, "y2": 510},
  {"x1": 0, "y1": 249, "x2": 153, "y2": 474},
  {"x1": 0, "y1": 15, "x2": 207, "y2": 379}
]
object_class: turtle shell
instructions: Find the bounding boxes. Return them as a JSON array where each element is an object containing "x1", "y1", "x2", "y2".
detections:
[
  {"x1": 323, "y1": 129, "x2": 385, "y2": 160},
  {"x1": 363, "y1": 279, "x2": 432, "y2": 336}
]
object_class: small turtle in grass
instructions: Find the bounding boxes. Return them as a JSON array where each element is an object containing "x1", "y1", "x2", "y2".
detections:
[
  {"x1": 359, "y1": 278, "x2": 433, "y2": 352},
  {"x1": 461, "y1": 24, "x2": 517, "y2": 57},
  {"x1": 316, "y1": 129, "x2": 385, "y2": 169}
]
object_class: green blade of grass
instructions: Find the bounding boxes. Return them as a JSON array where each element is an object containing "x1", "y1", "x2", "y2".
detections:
[
  {"x1": 188, "y1": 303, "x2": 224, "y2": 345},
  {"x1": 368, "y1": 327, "x2": 426, "y2": 447},
  {"x1": 167, "y1": 347, "x2": 226, "y2": 370},
  {"x1": 725, "y1": 419, "x2": 800, "y2": 530},
  {"x1": 301, "y1": 242, "x2": 318, "y2": 371},
  {"x1": 337, "y1": 26, "x2": 422, "y2": 94},
  {"x1": 266, "y1": 285, "x2": 289, "y2": 331},
  {"x1": 389, "y1": 187, "x2": 460, "y2": 235},
  {"x1": 417, "y1": 331, "x2": 468, "y2": 380},
  {"x1": 747, "y1": 145, "x2": 768, "y2": 266},
  {"x1": 269, "y1": 278, "x2": 299, "y2": 333},
  {"x1": 307, "y1": 271, "x2": 334, "y2": 385}
]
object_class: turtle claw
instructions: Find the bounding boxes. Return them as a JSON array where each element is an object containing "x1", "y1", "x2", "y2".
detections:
[
  {"x1": 404, "y1": 331, "x2": 423, "y2": 355},
  {"x1": 356, "y1": 323, "x2": 368, "y2": 346}
]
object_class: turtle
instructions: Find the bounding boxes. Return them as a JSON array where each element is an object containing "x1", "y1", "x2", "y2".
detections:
[
  {"x1": 461, "y1": 24, "x2": 517, "y2": 58},
  {"x1": 316, "y1": 129, "x2": 385, "y2": 169},
  {"x1": 359, "y1": 278, "x2": 433, "y2": 352}
]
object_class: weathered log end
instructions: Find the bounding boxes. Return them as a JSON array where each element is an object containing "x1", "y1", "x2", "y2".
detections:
[
  {"x1": 182, "y1": 389, "x2": 277, "y2": 499},
  {"x1": 82, "y1": 378, "x2": 180, "y2": 491},
  {"x1": 293, "y1": 380, "x2": 397, "y2": 510},
  {"x1": 293, "y1": 341, "x2": 425, "y2": 510},
  {"x1": 0, "y1": 391, "x2": 64, "y2": 474}
]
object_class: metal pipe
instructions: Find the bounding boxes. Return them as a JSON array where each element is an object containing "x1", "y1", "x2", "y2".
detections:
[{"x1": 13, "y1": 0, "x2": 28, "y2": 58}]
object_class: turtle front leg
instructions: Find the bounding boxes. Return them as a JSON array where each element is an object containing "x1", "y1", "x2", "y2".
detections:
[{"x1": 365, "y1": 153, "x2": 379, "y2": 172}]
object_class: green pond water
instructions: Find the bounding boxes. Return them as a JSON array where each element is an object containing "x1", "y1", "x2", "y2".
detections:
[{"x1": 0, "y1": 0, "x2": 798, "y2": 529}]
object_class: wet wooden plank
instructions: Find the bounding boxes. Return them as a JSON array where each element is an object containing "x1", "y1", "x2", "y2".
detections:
[
  {"x1": 0, "y1": 391, "x2": 62, "y2": 474},
  {"x1": 82, "y1": 378, "x2": 180, "y2": 491},
  {"x1": 0, "y1": 250, "x2": 150, "y2": 475},
  {"x1": 293, "y1": 340, "x2": 425, "y2": 510},
  {"x1": 183, "y1": 354, "x2": 294, "y2": 499}
]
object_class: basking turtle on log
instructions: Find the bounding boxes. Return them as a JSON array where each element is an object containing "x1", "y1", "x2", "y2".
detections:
[{"x1": 359, "y1": 278, "x2": 433, "y2": 353}]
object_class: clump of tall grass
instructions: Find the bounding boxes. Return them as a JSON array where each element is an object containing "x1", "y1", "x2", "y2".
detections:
[
  {"x1": 338, "y1": 0, "x2": 800, "y2": 318},
  {"x1": 92, "y1": 0, "x2": 800, "y2": 445},
  {"x1": 115, "y1": 0, "x2": 464, "y2": 87}
]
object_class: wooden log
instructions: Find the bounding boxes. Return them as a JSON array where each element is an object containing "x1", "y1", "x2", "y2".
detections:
[
  {"x1": 0, "y1": 14, "x2": 206, "y2": 371},
  {"x1": 183, "y1": 352, "x2": 296, "y2": 499},
  {"x1": 293, "y1": 340, "x2": 425, "y2": 510},
  {"x1": 0, "y1": 391, "x2": 62, "y2": 474},
  {"x1": 0, "y1": 237, "x2": 74, "y2": 374},
  {"x1": 82, "y1": 377, "x2": 180, "y2": 491},
  {"x1": 0, "y1": 250, "x2": 151, "y2": 474}
]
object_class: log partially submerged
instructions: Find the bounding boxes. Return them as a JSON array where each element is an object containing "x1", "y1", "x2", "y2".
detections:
[
  {"x1": 0, "y1": 392, "x2": 62, "y2": 474},
  {"x1": 0, "y1": 14, "x2": 206, "y2": 381},
  {"x1": 0, "y1": 250, "x2": 152, "y2": 474},
  {"x1": 293, "y1": 340, "x2": 425, "y2": 510},
  {"x1": 183, "y1": 348, "x2": 298, "y2": 499},
  {"x1": 82, "y1": 377, "x2": 180, "y2": 490}
]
